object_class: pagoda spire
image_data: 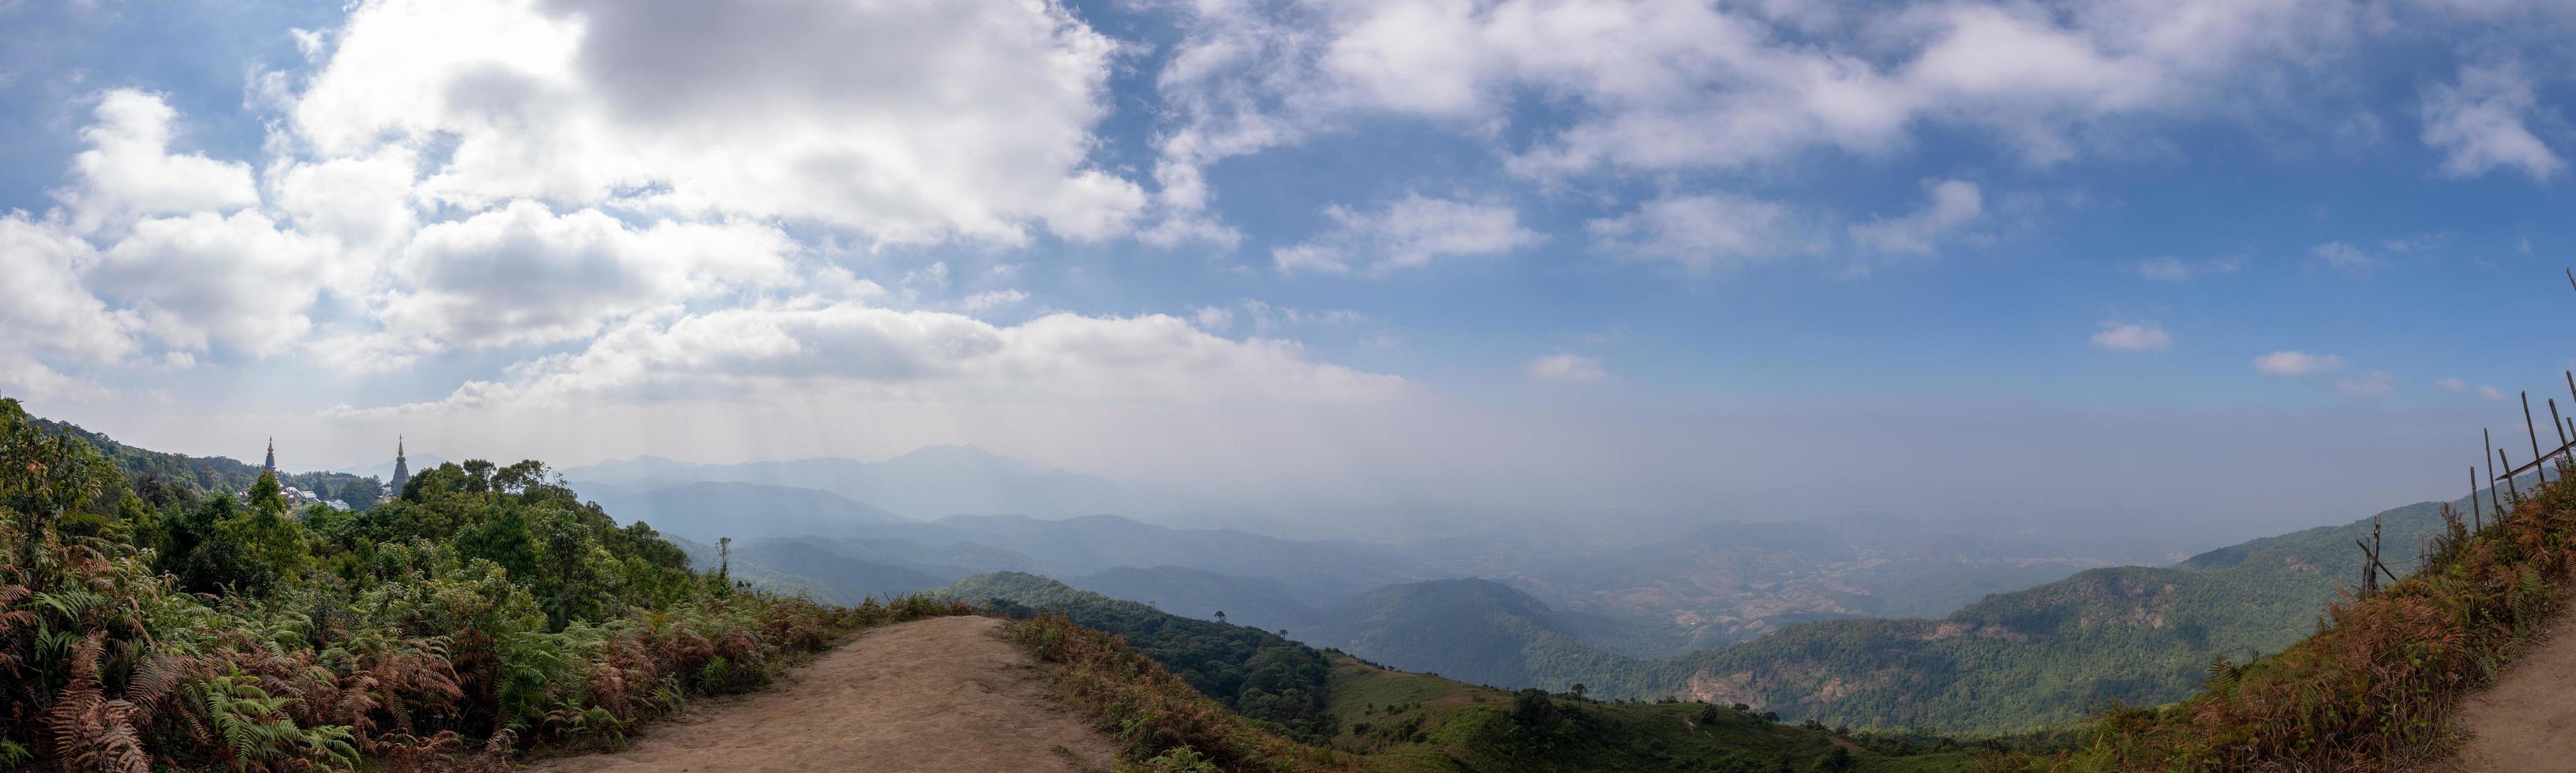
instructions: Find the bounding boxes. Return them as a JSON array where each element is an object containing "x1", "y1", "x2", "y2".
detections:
[
  {"x1": 264, "y1": 437, "x2": 276, "y2": 475},
  {"x1": 389, "y1": 435, "x2": 411, "y2": 495}
]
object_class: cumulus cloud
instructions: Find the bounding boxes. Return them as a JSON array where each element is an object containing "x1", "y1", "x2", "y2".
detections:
[
  {"x1": 2252, "y1": 350, "x2": 2347, "y2": 375},
  {"x1": 91, "y1": 211, "x2": 345, "y2": 357},
  {"x1": 292, "y1": 0, "x2": 1142, "y2": 245},
  {"x1": 330, "y1": 301, "x2": 1410, "y2": 416},
  {"x1": 1850, "y1": 178, "x2": 1985, "y2": 255},
  {"x1": 56, "y1": 89, "x2": 260, "y2": 234},
  {"x1": 1587, "y1": 193, "x2": 1810, "y2": 273},
  {"x1": 2438, "y1": 377, "x2": 2466, "y2": 391},
  {"x1": 2421, "y1": 62, "x2": 2563, "y2": 182},
  {"x1": 1273, "y1": 195, "x2": 1542, "y2": 275},
  {"x1": 0, "y1": 216, "x2": 134, "y2": 399},
  {"x1": 2132, "y1": 256, "x2": 2244, "y2": 282},
  {"x1": 268, "y1": 148, "x2": 420, "y2": 254},
  {"x1": 1523, "y1": 353, "x2": 1606, "y2": 384},
  {"x1": 2089, "y1": 322, "x2": 2172, "y2": 352},
  {"x1": 379, "y1": 200, "x2": 796, "y2": 349},
  {"x1": 1148, "y1": 0, "x2": 2367, "y2": 231},
  {"x1": 2481, "y1": 384, "x2": 2507, "y2": 401}
]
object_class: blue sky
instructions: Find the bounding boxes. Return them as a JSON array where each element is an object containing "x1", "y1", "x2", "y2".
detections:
[{"x1": 5, "y1": 0, "x2": 2576, "y2": 543}]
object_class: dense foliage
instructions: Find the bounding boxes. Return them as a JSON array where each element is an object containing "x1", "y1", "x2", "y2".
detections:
[
  {"x1": 949, "y1": 572, "x2": 1338, "y2": 743},
  {"x1": 2062, "y1": 472, "x2": 2576, "y2": 771},
  {"x1": 0, "y1": 397, "x2": 960, "y2": 771}
]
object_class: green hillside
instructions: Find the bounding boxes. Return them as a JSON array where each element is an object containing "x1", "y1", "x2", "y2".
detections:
[
  {"x1": 945, "y1": 572, "x2": 1985, "y2": 772},
  {"x1": 1650, "y1": 499, "x2": 2458, "y2": 732},
  {"x1": 33, "y1": 417, "x2": 384, "y2": 507},
  {"x1": 1305, "y1": 497, "x2": 2467, "y2": 734},
  {"x1": 1317, "y1": 578, "x2": 1656, "y2": 691}
]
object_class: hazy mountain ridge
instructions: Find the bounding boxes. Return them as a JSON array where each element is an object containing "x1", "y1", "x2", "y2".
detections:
[
  {"x1": 596, "y1": 480, "x2": 911, "y2": 543},
  {"x1": 564, "y1": 445, "x2": 1234, "y2": 521},
  {"x1": 1224, "y1": 496, "x2": 2469, "y2": 734}
]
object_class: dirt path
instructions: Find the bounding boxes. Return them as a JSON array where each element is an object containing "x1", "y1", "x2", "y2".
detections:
[
  {"x1": 527, "y1": 615, "x2": 1117, "y2": 773},
  {"x1": 2453, "y1": 598, "x2": 2576, "y2": 772}
]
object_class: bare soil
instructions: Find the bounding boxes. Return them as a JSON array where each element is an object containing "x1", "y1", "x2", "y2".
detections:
[
  {"x1": 2452, "y1": 597, "x2": 2576, "y2": 772},
  {"x1": 526, "y1": 615, "x2": 1116, "y2": 773}
]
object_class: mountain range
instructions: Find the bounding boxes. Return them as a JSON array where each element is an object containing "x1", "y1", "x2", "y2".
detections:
[{"x1": 562, "y1": 445, "x2": 1232, "y2": 521}]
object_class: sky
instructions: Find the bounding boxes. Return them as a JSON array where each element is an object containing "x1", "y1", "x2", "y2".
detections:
[{"x1": 6, "y1": 0, "x2": 2576, "y2": 544}]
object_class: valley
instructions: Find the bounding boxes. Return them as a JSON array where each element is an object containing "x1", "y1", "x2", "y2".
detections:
[{"x1": 578, "y1": 443, "x2": 2483, "y2": 734}]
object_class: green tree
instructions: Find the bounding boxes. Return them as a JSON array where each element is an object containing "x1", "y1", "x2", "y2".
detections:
[
  {"x1": 1809, "y1": 745, "x2": 1855, "y2": 773},
  {"x1": 455, "y1": 505, "x2": 539, "y2": 581}
]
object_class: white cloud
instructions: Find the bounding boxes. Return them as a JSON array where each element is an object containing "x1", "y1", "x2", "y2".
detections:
[
  {"x1": 1523, "y1": 353, "x2": 1607, "y2": 384},
  {"x1": 2308, "y1": 241, "x2": 2388, "y2": 274},
  {"x1": 960, "y1": 289, "x2": 1030, "y2": 312},
  {"x1": 0, "y1": 215, "x2": 135, "y2": 399},
  {"x1": 2438, "y1": 377, "x2": 2467, "y2": 391},
  {"x1": 2252, "y1": 350, "x2": 2347, "y2": 375},
  {"x1": 1191, "y1": 304, "x2": 1234, "y2": 331},
  {"x1": 2132, "y1": 256, "x2": 2244, "y2": 282},
  {"x1": 268, "y1": 148, "x2": 420, "y2": 255},
  {"x1": 1274, "y1": 195, "x2": 1542, "y2": 275},
  {"x1": 380, "y1": 200, "x2": 796, "y2": 349},
  {"x1": 1237, "y1": 300, "x2": 1367, "y2": 334},
  {"x1": 1850, "y1": 178, "x2": 1985, "y2": 255},
  {"x1": 2481, "y1": 384, "x2": 2507, "y2": 401},
  {"x1": 1150, "y1": 0, "x2": 2364, "y2": 225},
  {"x1": 2421, "y1": 62, "x2": 2563, "y2": 182},
  {"x1": 1587, "y1": 193, "x2": 1809, "y2": 273},
  {"x1": 91, "y1": 211, "x2": 344, "y2": 357},
  {"x1": 904, "y1": 261, "x2": 952, "y2": 290},
  {"x1": 2089, "y1": 322, "x2": 2172, "y2": 352},
  {"x1": 331, "y1": 301, "x2": 1410, "y2": 415},
  {"x1": 56, "y1": 89, "x2": 260, "y2": 234},
  {"x1": 291, "y1": 0, "x2": 1143, "y2": 245},
  {"x1": 2334, "y1": 370, "x2": 2395, "y2": 398}
]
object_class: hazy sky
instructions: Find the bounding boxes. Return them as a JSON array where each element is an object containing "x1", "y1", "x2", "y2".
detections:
[{"x1": 6, "y1": 0, "x2": 2576, "y2": 543}]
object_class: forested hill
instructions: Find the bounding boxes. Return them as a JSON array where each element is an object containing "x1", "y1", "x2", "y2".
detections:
[
  {"x1": 1286, "y1": 496, "x2": 2473, "y2": 734},
  {"x1": 1646, "y1": 496, "x2": 2463, "y2": 732},
  {"x1": 32, "y1": 417, "x2": 383, "y2": 506}
]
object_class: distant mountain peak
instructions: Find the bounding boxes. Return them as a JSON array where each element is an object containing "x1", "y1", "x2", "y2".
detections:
[{"x1": 887, "y1": 443, "x2": 1046, "y2": 472}]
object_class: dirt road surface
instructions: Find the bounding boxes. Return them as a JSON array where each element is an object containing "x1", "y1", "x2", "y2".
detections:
[
  {"x1": 2454, "y1": 598, "x2": 2576, "y2": 772},
  {"x1": 528, "y1": 615, "x2": 1116, "y2": 773}
]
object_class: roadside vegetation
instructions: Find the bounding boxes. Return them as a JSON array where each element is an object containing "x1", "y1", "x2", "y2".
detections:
[{"x1": 0, "y1": 396, "x2": 971, "y2": 771}]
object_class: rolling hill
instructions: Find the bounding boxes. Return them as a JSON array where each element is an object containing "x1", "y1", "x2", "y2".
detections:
[
  {"x1": 564, "y1": 444, "x2": 1231, "y2": 521},
  {"x1": 1294, "y1": 495, "x2": 2472, "y2": 734}
]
